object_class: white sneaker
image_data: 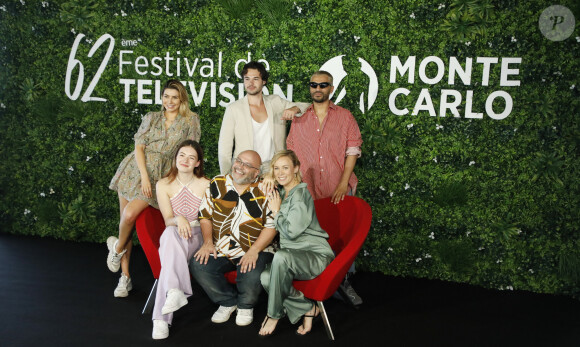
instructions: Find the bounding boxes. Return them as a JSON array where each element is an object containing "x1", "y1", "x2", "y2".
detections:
[
  {"x1": 106, "y1": 236, "x2": 126, "y2": 272},
  {"x1": 152, "y1": 320, "x2": 169, "y2": 340},
  {"x1": 236, "y1": 308, "x2": 253, "y2": 326},
  {"x1": 113, "y1": 273, "x2": 132, "y2": 297},
  {"x1": 211, "y1": 305, "x2": 237, "y2": 323},
  {"x1": 161, "y1": 288, "x2": 188, "y2": 315}
]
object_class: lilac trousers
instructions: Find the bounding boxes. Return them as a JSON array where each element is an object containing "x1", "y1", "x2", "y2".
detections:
[{"x1": 152, "y1": 225, "x2": 202, "y2": 324}]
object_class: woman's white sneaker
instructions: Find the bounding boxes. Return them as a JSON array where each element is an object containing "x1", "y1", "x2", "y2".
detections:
[
  {"x1": 161, "y1": 288, "x2": 188, "y2": 315},
  {"x1": 106, "y1": 236, "x2": 126, "y2": 272},
  {"x1": 113, "y1": 273, "x2": 132, "y2": 297},
  {"x1": 152, "y1": 320, "x2": 169, "y2": 339}
]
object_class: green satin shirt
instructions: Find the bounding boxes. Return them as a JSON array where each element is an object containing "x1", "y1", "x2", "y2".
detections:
[{"x1": 273, "y1": 183, "x2": 335, "y2": 257}]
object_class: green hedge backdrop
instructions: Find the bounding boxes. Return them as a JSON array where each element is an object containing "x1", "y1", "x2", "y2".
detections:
[{"x1": 1, "y1": 0, "x2": 579, "y2": 297}]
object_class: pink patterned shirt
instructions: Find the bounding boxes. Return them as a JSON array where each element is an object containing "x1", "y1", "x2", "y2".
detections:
[
  {"x1": 287, "y1": 101, "x2": 362, "y2": 200},
  {"x1": 170, "y1": 186, "x2": 202, "y2": 224}
]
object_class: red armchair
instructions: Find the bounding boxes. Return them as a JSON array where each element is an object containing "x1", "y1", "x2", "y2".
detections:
[
  {"x1": 134, "y1": 206, "x2": 166, "y2": 314},
  {"x1": 135, "y1": 206, "x2": 239, "y2": 314},
  {"x1": 135, "y1": 194, "x2": 372, "y2": 340},
  {"x1": 292, "y1": 196, "x2": 372, "y2": 340}
]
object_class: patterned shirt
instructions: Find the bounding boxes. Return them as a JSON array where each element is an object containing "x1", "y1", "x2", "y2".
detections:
[
  {"x1": 287, "y1": 101, "x2": 363, "y2": 200},
  {"x1": 198, "y1": 174, "x2": 275, "y2": 259},
  {"x1": 170, "y1": 185, "x2": 202, "y2": 226}
]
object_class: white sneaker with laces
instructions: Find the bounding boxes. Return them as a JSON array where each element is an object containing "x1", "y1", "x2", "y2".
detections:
[
  {"x1": 211, "y1": 305, "x2": 237, "y2": 323},
  {"x1": 106, "y1": 236, "x2": 126, "y2": 272},
  {"x1": 236, "y1": 308, "x2": 253, "y2": 326},
  {"x1": 114, "y1": 273, "x2": 132, "y2": 297},
  {"x1": 152, "y1": 320, "x2": 169, "y2": 340},
  {"x1": 162, "y1": 288, "x2": 188, "y2": 315}
]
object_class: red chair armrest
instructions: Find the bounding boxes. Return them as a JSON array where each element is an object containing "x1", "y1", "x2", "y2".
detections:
[{"x1": 135, "y1": 206, "x2": 166, "y2": 279}]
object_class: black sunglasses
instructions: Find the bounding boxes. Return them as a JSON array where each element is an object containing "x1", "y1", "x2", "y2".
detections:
[{"x1": 309, "y1": 82, "x2": 331, "y2": 89}]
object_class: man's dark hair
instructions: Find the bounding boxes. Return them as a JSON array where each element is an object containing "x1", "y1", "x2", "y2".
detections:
[{"x1": 241, "y1": 61, "x2": 269, "y2": 83}]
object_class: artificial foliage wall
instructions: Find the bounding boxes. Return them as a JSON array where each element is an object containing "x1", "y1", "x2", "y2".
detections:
[{"x1": 1, "y1": 0, "x2": 579, "y2": 297}]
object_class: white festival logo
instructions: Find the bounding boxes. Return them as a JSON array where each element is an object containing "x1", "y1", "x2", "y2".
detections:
[{"x1": 320, "y1": 55, "x2": 378, "y2": 113}]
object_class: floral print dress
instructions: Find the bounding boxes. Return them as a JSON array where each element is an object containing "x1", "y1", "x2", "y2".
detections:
[{"x1": 109, "y1": 111, "x2": 201, "y2": 208}]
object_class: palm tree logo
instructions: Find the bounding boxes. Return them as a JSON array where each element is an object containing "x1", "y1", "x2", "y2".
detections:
[{"x1": 320, "y1": 55, "x2": 378, "y2": 114}]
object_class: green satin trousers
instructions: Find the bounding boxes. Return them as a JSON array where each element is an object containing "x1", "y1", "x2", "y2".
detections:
[{"x1": 260, "y1": 248, "x2": 333, "y2": 324}]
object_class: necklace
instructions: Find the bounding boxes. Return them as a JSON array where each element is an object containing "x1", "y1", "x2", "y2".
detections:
[{"x1": 176, "y1": 175, "x2": 195, "y2": 187}]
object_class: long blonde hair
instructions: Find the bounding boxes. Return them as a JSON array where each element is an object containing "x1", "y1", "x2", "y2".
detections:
[
  {"x1": 161, "y1": 79, "x2": 196, "y2": 118},
  {"x1": 269, "y1": 150, "x2": 303, "y2": 184}
]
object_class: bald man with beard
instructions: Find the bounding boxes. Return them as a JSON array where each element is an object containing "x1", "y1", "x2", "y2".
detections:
[{"x1": 190, "y1": 150, "x2": 276, "y2": 327}]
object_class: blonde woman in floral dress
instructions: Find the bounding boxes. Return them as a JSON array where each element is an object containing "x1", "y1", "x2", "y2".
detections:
[{"x1": 107, "y1": 80, "x2": 201, "y2": 298}]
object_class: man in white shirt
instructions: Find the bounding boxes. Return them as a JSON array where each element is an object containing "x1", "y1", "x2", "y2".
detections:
[{"x1": 218, "y1": 61, "x2": 308, "y2": 174}]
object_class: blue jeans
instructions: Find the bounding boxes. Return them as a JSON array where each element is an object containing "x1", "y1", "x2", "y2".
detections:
[{"x1": 189, "y1": 252, "x2": 274, "y2": 309}]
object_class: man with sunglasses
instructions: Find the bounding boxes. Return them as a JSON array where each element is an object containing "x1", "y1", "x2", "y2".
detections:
[
  {"x1": 190, "y1": 150, "x2": 276, "y2": 326},
  {"x1": 218, "y1": 61, "x2": 309, "y2": 175},
  {"x1": 286, "y1": 70, "x2": 364, "y2": 306}
]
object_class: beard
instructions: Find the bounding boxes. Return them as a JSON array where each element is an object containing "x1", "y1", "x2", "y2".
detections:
[
  {"x1": 232, "y1": 174, "x2": 255, "y2": 185},
  {"x1": 245, "y1": 86, "x2": 263, "y2": 96},
  {"x1": 231, "y1": 166, "x2": 257, "y2": 185},
  {"x1": 311, "y1": 93, "x2": 329, "y2": 103}
]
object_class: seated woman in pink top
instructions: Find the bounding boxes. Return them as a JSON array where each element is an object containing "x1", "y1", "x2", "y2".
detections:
[{"x1": 151, "y1": 140, "x2": 210, "y2": 340}]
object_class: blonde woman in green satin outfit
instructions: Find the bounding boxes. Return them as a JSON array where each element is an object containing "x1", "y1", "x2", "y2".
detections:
[{"x1": 259, "y1": 150, "x2": 334, "y2": 337}]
